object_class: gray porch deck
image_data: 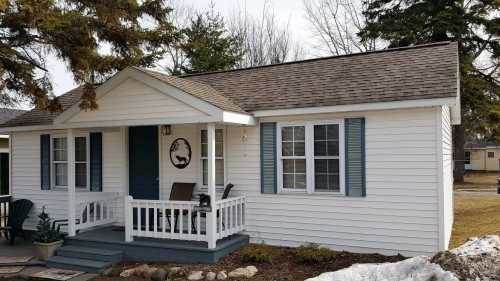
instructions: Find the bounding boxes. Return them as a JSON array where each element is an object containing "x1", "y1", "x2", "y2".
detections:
[{"x1": 64, "y1": 226, "x2": 249, "y2": 263}]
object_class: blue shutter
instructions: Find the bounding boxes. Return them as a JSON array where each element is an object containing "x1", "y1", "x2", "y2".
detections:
[
  {"x1": 40, "y1": 134, "x2": 51, "y2": 190},
  {"x1": 345, "y1": 118, "x2": 366, "y2": 197},
  {"x1": 260, "y1": 123, "x2": 277, "y2": 194},
  {"x1": 90, "y1": 132, "x2": 102, "y2": 192}
]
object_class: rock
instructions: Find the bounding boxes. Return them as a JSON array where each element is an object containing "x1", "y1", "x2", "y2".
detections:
[
  {"x1": 432, "y1": 248, "x2": 500, "y2": 281},
  {"x1": 206, "y1": 271, "x2": 216, "y2": 280},
  {"x1": 187, "y1": 270, "x2": 204, "y2": 281},
  {"x1": 120, "y1": 264, "x2": 156, "y2": 278},
  {"x1": 144, "y1": 266, "x2": 158, "y2": 280},
  {"x1": 216, "y1": 271, "x2": 228, "y2": 280},
  {"x1": 168, "y1": 266, "x2": 185, "y2": 277},
  {"x1": 151, "y1": 268, "x2": 168, "y2": 281},
  {"x1": 228, "y1": 266, "x2": 258, "y2": 278}
]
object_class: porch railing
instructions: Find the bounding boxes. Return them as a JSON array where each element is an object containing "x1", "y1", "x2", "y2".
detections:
[
  {"x1": 75, "y1": 192, "x2": 120, "y2": 231},
  {"x1": 124, "y1": 195, "x2": 246, "y2": 246}
]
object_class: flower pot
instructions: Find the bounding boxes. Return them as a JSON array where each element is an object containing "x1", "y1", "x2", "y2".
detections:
[{"x1": 33, "y1": 240, "x2": 64, "y2": 261}]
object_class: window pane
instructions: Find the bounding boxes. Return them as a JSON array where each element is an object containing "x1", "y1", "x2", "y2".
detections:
[
  {"x1": 328, "y1": 159, "x2": 339, "y2": 174},
  {"x1": 55, "y1": 163, "x2": 67, "y2": 186},
  {"x1": 315, "y1": 175, "x2": 328, "y2": 190},
  {"x1": 327, "y1": 140, "x2": 339, "y2": 156},
  {"x1": 75, "y1": 137, "x2": 86, "y2": 162},
  {"x1": 201, "y1": 130, "x2": 207, "y2": 143},
  {"x1": 283, "y1": 159, "x2": 294, "y2": 173},
  {"x1": 327, "y1": 124, "x2": 339, "y2": 140},
  {"x1": 202, "y1": 159, "x2": 207, "y2": 185},
  {"x1": 294, "y1": 141, "x2": 305, "y2": 156},
  {"x1": 314, "y1": 125, "x2": 326, "y2": 140},
  {"x1": 329, "y1": 175, "x2": 340, "y2": 191},
  {"x1": 216, "y1": 159, "x2": 224, "y2": 186},
  {"x1": 54, "y1": 150, "x2": 67, "y2": 161},
  {"x1": 281, "y1": 127, "x2": 293, "y2": 141},
  {"x1": 75, "y1": 163, "x2": 87, "y2": 187},
  {"x1": 283, "y1": 174, "x2": 294, "y2": 189},
  {"x1": 315, "y1": 159, "x2": 328, "y2": 173},
  {"x1": 53, "y1": 138, "x2": 66, "y2": 150},
  {"x1": 295, "y1": 159, "x2": 306, "y2": 173},
  {"x1": 201, "y1": 144, "x2": 207, "y2": 158},
  {"x1": 294, "y1": 126, "x2": 305, "y2": 141},
  {"x1": 295, "y1": 174, "x2": 306, "y2": 189},
  {"x1": 282, "y1": 142, "x2": 293, "y2": 156},
  {"x1": 215, "y1": 143, "x2": 224, "y2": 157},
  {"x1": 314, "y1": 141, "x2": 326, "y2": 156},
  {"x1": 215, "y1": 129, "x2": 223, "y2": 142}
]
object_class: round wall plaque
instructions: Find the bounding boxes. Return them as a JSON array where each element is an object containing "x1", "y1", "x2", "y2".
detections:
[{"x1": 170, "y1": 138, "x2": 192, "y2": 169}]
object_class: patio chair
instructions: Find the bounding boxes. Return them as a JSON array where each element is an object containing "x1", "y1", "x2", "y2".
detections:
[
  {"x1": 0, "y1": 199, "x2": 33, "y2": 245},
  {"x1": 191, "y1": 183, "x2": 234, "y2": 232},
  {"x1": 162, "y1": 182, "x2": 196, "y2": 232}
]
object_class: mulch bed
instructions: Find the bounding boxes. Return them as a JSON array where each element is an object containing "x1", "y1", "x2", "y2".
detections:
[{"x1": 92, "y1": 245, "x2": 405, "y2": 281}]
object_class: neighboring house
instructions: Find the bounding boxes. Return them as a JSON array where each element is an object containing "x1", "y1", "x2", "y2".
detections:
[
  {"x1": 0, "y1": 42, "x2": 459, "y2": 261},
  {"x1": 0, "y1": 108, "x2": 25, "y2": 195},
  {"x1": 464, "y1": 143, "x2": 500, "y2": 171}
]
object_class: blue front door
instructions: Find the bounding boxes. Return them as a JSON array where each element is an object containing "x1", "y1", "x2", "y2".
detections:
[{"x1": 129, "y1": 126, "x2": 159, "y2": 200}]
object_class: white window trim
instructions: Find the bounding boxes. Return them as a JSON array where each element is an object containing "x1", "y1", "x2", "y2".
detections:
[
  {"x1": 277, "y1": 120, "x2": 345, "y2": 195},
  {"x1": 199, "y1": 126, "x2": 227, "y2": 189},
  {"x1": 50, "y1": 134, "x2": 90, "y2": 191}
]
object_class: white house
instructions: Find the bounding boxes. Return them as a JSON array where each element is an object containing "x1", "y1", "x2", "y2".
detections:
[{"x1": 0, "y1": 42, "x2": 459, "y2": 266}]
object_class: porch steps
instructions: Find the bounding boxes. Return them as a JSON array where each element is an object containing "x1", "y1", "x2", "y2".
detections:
[{"x1": 46, "y1": 246, "x2": 123, "y2": 273}]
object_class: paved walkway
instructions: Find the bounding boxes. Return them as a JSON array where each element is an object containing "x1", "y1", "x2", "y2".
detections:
[{"x1": 0, "y1": 238, "x2": 97, "y2": 281}]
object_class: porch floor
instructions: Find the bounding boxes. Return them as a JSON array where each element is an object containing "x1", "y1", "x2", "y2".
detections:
[{"x1": 65, "y1": 226, "x2": 249, "y2": 263}]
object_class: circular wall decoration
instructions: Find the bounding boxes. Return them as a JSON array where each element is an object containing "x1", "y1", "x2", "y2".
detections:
[{"x1": 170, "y1": 138, "x2": 192, "y2": 169}]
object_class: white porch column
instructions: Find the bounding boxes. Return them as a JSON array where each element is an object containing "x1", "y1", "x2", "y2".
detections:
[
  {"x1": 67, "y1": 129, "x2": 76, "y2": 236},
  {"x1": 206, "y1": 123, "x2": 217, "y2": 249}
]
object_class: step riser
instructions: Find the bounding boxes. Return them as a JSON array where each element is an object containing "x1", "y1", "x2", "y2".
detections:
[
  {"x1": 57, "y1": 249, "x2": 122, "y2": 262},
  {"x1": 46, "y1": 261, "x2": 107, "y2": 273}
]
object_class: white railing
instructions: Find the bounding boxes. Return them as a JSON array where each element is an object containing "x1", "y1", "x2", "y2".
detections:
[
  {"x1": 75, "y1": 192, "x2": 120, "y2": 231},
  {"x1": 216, "y1": 196, "x2": 246, "y2": 240},
  {"x1": 124, "y1": 195, "x2": 246, "y2": 246}
]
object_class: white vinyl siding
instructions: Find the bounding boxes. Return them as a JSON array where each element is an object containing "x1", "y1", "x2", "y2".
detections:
[
  {"x1": 226, "y1": 107, "x2": 443, "y2": 257},
  {"x1": 439, "y1": 105, "x2": 453, "y2": 250}
]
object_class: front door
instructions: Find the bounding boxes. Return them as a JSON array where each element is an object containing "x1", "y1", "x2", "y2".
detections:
[{"x1": 129, "y1": 126, "x2": 159, "y2": 200}]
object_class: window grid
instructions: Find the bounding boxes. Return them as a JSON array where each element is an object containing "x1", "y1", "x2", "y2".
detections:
[
  {"x1": 74, "y1": 136, "x2": 88, "y2": 189},
  {"x1": 314, "y1": 124, "x2": 340, "y2": 192},
  {"x1": 52, "y1": 137, "x2": 68, "y2": 187},
  {"x1": 280, "y1": 126, "x2": 306, "y2": 190},
  {"x1": 50, "y1": 135, "x2": 90, "y2": 190},
  {"x1": 201, "y1": 129, "x2": 224, "y2": 186}
]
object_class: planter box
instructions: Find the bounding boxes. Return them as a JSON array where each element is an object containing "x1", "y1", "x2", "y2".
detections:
[{"x1": 33, "y1": 240, "x2": 64, "y2": 261}]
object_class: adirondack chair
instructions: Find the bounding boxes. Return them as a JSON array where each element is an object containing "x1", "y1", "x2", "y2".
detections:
[
  {"x1": 0, "y1": 198, "x2": 34, "y2": 245},
  {"x1": 162, "y1": 182, "x2": 196, "y2": 231}
]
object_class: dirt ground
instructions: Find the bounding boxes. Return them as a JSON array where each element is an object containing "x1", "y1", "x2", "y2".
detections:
[{"x1": 455, "y1": 171, "x2": 500, "y2": 189}]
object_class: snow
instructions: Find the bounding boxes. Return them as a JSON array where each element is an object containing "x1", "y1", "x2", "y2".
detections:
[
  {"x1": 305, "y1": 256, "x2": 458, "y2": 281},
  {"x1": 450, "y1": 235, "x2": 500, "y2": 257}
]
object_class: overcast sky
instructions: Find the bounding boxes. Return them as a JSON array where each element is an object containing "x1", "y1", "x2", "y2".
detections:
[{"x1": 45, "y1": 0, "x2": 314, "y2": 99}]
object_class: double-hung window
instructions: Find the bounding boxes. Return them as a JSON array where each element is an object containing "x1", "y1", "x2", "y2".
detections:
[
  {"x1": 51, "y1": 135, "x2": 89, "y2": 189},
  {"x1": 201, "y1": 129, "x2": 225, "y2": 187},
  {"x1": 278, "y1": 120, "x2": 344, "y2": 194}
]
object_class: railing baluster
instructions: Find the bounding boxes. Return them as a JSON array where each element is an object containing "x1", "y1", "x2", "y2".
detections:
[
  {"x1": 197, "y1": 210, "x2": 201, "y2": 240},
  {"x1": 170, "y1": 205, "x2": 175, "y2": 235},
  {"x1": 137, "y1": 204, "x2": 142, "y2": 235},
  {"x1": 188, "y1": 205, "x2": 192, "y2": 237},
  {"x1": 153, "y1": 203, "x2": 158, "y2": 238},
  {"x1": 162, "y1": 205, "x2": 167, "y2": 237}
]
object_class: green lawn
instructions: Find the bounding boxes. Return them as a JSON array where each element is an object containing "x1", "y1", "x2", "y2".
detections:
[{"x1": 450, "y1": 194, "x2": 500, "y2": 248}]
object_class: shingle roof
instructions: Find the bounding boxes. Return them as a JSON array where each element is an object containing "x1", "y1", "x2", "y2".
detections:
[
  {"x1": 2, "y1": 41, "x2": 458, "y2": 128},
  {"x1": 134, "y1": 67, "x2": 246, "y2": 113},
  {"x1": 0, "y1": 108, "x2": 26, "y2": 124},
  {"x1": 184, "y1": 42, "x2": 458, "y2": 112}
]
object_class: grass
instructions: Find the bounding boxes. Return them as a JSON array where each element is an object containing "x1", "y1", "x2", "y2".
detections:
[
  {"x1": 455, "y1": 172, "x2": 499, "y2": 189},
  {"x1": 450, "y1": 194, "x2": 500, "y2": 248}
]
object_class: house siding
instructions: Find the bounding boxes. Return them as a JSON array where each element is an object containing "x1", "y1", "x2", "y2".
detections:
[
  {"x1": 226, "y1": 107, "x2": 442, "y2": 256},
  {"x1": 440, "y1": 106, "x2": 453, "y2": 250}
]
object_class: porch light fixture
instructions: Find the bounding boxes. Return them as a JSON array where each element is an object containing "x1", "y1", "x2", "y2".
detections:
[{"x1": 162, "y1": 125, "x2": 172, "y2": 136}]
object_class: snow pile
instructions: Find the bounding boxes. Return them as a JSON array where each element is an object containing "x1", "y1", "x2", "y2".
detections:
[
  {"x1": 449, "y1": 235, "x2": 500, "y2": 256},
  {"x1": 305, "y1": 256, "x2": 458, "y2": 281}
]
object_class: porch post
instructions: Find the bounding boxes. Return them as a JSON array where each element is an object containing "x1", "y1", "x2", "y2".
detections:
[
  {"x1": 67, "y1": 129, "x2": 76, "y2": 236},
  {"x1": 206, "y1": 123, "x2": 217, "y2": 249}
]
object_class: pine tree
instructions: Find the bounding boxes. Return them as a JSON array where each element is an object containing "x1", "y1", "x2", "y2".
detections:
[
  {"x1": 33, "y1": 207, "x2": 60, "y2": 243},
  {"x1": 0, "y1": 0, "x2": 177, "y2": 111},
  {"x1": 180, "y1": 10, "x2": 243, "y2": 74},
  {"x1": 359, "y1": 0, "x2": 499, "y2": 182}
]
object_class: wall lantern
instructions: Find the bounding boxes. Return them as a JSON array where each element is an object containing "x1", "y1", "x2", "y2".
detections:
[{"x1": 162, "y1": 125, "x2": 172, "y2": 136}]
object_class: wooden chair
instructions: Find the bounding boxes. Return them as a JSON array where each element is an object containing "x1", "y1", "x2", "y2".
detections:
[
  {"x1": 162, "y1": 182, "x2": 196, "y2": 232},
  {"x1": 0, "y1": 198, "x2": 33, "y2": 245}
]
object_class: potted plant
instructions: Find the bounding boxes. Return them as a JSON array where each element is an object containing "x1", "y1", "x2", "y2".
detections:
[{"x1": 32, "y1": 207, "x2": 63, "y2": 260}]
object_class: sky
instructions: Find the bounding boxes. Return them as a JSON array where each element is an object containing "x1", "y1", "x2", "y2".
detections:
[{"x1": 45, "y1": 0, "x2": 314, "y2": 99}]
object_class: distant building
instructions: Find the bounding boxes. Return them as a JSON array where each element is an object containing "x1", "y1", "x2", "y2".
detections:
[
  {"x1": 0, "y1": 108, "x2": 26, "y2": 194},
  {"x1": 464, "y1": 142, "x2": 500, "y2": 171}
]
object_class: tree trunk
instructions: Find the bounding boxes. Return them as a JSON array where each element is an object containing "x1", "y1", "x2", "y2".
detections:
[{"x1": 453, "y1": 124, "x2": 465, "y2": 184}]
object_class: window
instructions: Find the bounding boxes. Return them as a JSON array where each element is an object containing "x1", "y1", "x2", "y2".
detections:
[
  {"x1": 464, "y1": 151, "x2": 471, "y2": 165},
  {"x1": 280, "y1": 126, "x2": 306, "y2": 190},
  {"x1": 52, "y1": 137, "x2": 68, "y2": 187},
  {"x1": 488, "y1": 151, "x2": 495, "y2": 158},
  {"x1": 314, "y1": 124, "x2": 340, "y2": 192},
  {"x1": 51, "y1": 135, "x2": 89, "y2": 189},
  {"x1": 278, "y1": 121, "x2": 344, "y2": 193},
  {"x1": 201, "y1": 129, "x2": 224, "y2": 186}
]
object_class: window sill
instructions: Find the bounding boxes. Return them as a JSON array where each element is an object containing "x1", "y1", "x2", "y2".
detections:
[{"x1": 278, "y1": 191, "x2": 346, "y2": 197}]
